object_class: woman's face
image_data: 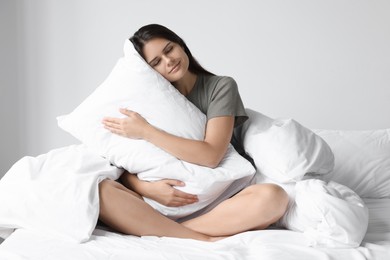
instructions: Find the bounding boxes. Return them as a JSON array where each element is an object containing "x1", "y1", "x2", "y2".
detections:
[{"x1": 142, "y1": 38, "x2": 190, "y2": 83}]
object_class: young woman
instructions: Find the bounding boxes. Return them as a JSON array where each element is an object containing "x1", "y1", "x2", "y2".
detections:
[{"x1": 99, "y1": 24, "x2": 289, "y2": 241}]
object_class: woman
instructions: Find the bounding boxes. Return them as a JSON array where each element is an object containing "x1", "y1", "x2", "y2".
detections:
[{"x1": 99, "y1": 24, "x2": 288, "y2": 241}]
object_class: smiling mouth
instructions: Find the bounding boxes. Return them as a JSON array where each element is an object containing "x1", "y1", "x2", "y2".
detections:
[{"x1": 170, "y1": 61, "x2": 181, "y2": 73}]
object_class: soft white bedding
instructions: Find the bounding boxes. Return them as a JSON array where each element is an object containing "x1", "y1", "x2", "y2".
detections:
[
  {"x1": 0, "y1": 103, "x2": 389, "y2": 259},
  {"x1": 1, "y1": 221, "x2": 389, "y2": 260},
  {"x1": 0, "y1": 145, "x2": 122, "y2": 242},
  {"x1": 363, "y1": 199, "x2": 390, "y2": 243},
  {"x1": 0, "y1": 157, "x2": 388, "y2": 259},
  {"x1": 1, "y1": 199, "x2": 389, "y2": 259},
  {"x1": 0, "y1": 144, "x2": 367, "y2": 246},
  {"x1": 276, "y1": 179, "x2": 368, "y2": 248}
]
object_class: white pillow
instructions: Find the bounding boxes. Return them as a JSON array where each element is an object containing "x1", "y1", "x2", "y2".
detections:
[
  {"x1": 241, "y1": 109, "x2": 334, "y2": 183},
  {"x1": 57, "y1": 40, "x2": 255, "y2": 219},
  {"x1": 0, "y1": 145, "x2": 122, "y2": 242},
  {"x1": 313, "y1": 129, "x2": 390, "y2": 199}
]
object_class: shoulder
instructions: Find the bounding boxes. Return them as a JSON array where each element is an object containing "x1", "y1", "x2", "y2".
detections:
[
  {"x1": 205, "y1": 75, "x2": 237, "y2": 86},
  {"x1": 201, "y1": 74, "x2": 248, "y2": 127},
  {"x1": 203, "y1": 75, "x2": 239, "y2": 94}
]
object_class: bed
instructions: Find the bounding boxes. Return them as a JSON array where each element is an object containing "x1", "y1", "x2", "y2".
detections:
[
  {"x1": 1, "y1": 124, "x2": 389, "y2": 260},
  {"x1": 1, "y1": 40, "x2": 389, "y2": 260},
  {"x1": 0, "y1": 198, "x2": 389, "y2": 259}
]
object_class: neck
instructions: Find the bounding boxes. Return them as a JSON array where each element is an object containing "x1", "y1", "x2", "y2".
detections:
[{"x1": 173, "y1": 72, "x2": 197, "y2": 96}]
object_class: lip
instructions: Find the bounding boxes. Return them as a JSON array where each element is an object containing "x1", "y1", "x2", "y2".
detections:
[{"x1": 170, "y1": 61, "x2": 181, "y2": 73}]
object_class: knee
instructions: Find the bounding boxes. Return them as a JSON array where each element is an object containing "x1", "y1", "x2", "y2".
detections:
[
  {"x1": 99, "y1": 179, "x2": 116, "y2": 194},
  {"x1": 99, "y1": 180, "x2": 118, "y2": 206},
  {"x1": 247, "y1": 183, "x2": 289, "y2": 218},
  {"x1": 268, "y1": 184, "x2": 289, "y2": 215}
]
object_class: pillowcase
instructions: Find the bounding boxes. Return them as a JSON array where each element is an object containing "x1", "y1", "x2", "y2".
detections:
[
  {"x1": 57, "y1": 40, "x2": 255, "y2": 219},
  {"x1": 313, "y1": 129, "x2": 390, "y2": 199},
  {"x1": 0, "y1": 145, "x2": 122, "y2": 242},
  {"x1": 241, "y1": 109, "x2": 334, "y2": 183}
]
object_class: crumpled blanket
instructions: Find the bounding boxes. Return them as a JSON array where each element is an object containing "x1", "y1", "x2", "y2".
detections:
[
  {"x1": 275, "y1": 179, "x2": 369, "y2": 248},
  {"x1": 0, "y1": 144, "x2": 369, "y2": 247},
  {"x1": 0, "y1": 144, "x2": 122, "y2": 242}
]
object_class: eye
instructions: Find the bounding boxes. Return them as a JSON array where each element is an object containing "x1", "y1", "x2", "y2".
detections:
[
  {"x1": 165, "y1": 46, "x2": 173, "y2": 53},
  {"x1": 151, "y1": 59, "x2": 161, "y2": 67}
]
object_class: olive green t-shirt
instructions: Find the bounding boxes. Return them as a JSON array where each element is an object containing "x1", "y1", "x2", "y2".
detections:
[
  {"x1": 186, "y1": 74, "x2": 248, "y2": 127},
  {"x1": 186, "y1": 74, "x2": 255, "y2": 166}
]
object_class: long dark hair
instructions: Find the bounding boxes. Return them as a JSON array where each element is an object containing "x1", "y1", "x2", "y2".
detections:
[{"x1": 130, "y1": 24, "x2": 214, "y2": 76}]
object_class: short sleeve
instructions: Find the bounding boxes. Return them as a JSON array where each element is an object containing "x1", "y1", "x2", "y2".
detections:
[{"x1": 207, "y1": 77, "x2": 248, "y2": 127}]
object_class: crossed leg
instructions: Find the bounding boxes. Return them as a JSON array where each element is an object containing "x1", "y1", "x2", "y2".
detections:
[
  {"x1": 98, "y1": 179, "x2": 214, "y2": 241},
  {"x1": 99, "y1": 180, "x2": 288, "y2": 241},
  {"x1": 181, "y1": 183, "x2": 289, "y2": 236}
]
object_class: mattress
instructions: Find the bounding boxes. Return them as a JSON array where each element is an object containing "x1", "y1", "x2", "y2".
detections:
[{"x1": 0, "y1": 198, "x2": 389, "y2": 260}]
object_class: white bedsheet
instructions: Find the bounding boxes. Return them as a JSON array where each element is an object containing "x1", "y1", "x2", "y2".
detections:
[
  {"x1": 2, "y1": 197, "x2": 389, "y2": 259},
  {"x1": 0, "y1": 145, "x2": 389, "y2": 259},
  {"x1": 0, "y1": 144, "x2": 367, "y2": 246},
  {"x1": 1, "y1": 227, "x2": 389, "y2": 260}
]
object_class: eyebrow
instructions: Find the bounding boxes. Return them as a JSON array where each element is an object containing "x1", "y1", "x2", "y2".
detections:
[{"x1": 148, "y1": 42, "x2": 172, "y2": 65}]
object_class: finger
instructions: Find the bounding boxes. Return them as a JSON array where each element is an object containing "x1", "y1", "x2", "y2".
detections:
[
  {"x1": 102, "y1": 117, "x2": 120, "y2": 124},
  {"x1": 173, "y1": 189, "x2": 198, "y2": 201},
  {"x1": 171, "y1": 197, "x2": 198, "y2": 206},
  {"x1": 164, "y1": 179, "x2": 185, "y2": 187},
  {"x1": 167, "y1": 200, "x2": 193, "y2": 207},
  {"x1": 167, "y1": 202, "x2": 184, "y2": 207},
  {"x1": 103, "y1": 124, "x2": 123, "y2": 135},
  {"x1": 104, "y1": 125, "x2": 124, "y2": 136},
  {"x1": 119, "y1": 108, "x2": 134, "y2": 116},
  {"x1": 102, "y1": 121, "x2": 121, "y2": 129}
]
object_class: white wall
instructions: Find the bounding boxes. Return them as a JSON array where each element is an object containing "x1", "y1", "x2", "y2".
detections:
[
  {"x1": 0, "y1": 0, "x2": 20, "y2": 177},
  {"x1": 1, "y1": 0, "x2": 390, "y2": 178}
]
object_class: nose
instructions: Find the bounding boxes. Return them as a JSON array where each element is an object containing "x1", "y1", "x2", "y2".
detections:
[{"x1": 162, "y1": 55, "x2": 174, "y2": 67}]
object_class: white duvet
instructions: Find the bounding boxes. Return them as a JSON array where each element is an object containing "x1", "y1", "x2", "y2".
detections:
[
  {"x1": 2, "y1": 226, "x2": 389, "y2": 260},
  {"x1": 0, "y1": 145, "x2": 122, "y2": 242},
  {"x1": 275, "y1": 179, "x2": 368, "y2": 248},
  {"x1": 0, "y1": 143, "x2": 368, "y2": 248}
]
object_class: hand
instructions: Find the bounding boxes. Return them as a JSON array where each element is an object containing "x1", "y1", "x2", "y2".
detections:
[
  {"x1": 144, "y1": 179, "x2": 199, "y2": 207},
  {"x1": 102, "y1": 108, "x2": 150, "y2": 139}
]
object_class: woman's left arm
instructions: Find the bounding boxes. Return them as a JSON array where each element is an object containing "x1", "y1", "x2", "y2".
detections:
[{"x1": 103, "y1": 109, "x2": 234, "y2": 168}]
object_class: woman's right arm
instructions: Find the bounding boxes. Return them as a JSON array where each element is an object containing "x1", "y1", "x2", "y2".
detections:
[{"x1": 120, "y1": 172, "x2": 199, "y2": 207}]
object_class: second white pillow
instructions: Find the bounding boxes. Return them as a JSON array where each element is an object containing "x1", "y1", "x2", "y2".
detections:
[
  {"x1": 313, "y1": 128, "x2": 390, "y2": 199},
  {"x1": 241, "y1": 109, "x2": 334, "y2": 183}
]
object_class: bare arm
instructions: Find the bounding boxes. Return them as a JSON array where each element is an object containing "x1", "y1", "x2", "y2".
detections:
[
  {"x1": 143, "y1": 115, "x2": 233, "y2": 168},
  {"x1": 103, "y1": 109, "x2": 234, "y2": 168},
  {"x1": 120, "y1": 172, "x2": 199, "y2": 207}
]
